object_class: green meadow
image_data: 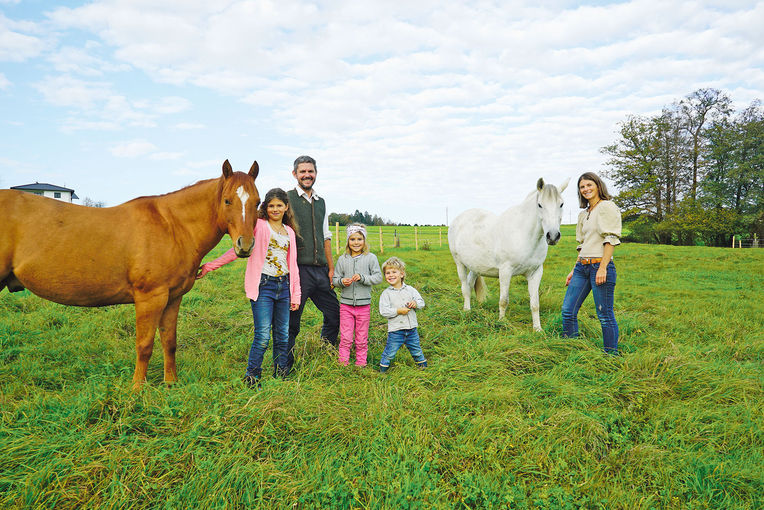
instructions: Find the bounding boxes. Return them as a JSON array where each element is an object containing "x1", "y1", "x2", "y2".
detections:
[{"x1": 1, "y1": 226, "x2": 762, "y2": 509}]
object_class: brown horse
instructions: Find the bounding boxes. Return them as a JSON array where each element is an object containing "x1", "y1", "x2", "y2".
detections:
[{"x1": 0, "y1": 160, "x2": 260, "y2": 389}]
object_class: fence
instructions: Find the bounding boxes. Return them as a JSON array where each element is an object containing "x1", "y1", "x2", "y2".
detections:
[
  {"x1": 731, "y1": 234, "x2": 761, "y2": 248},
  {"x1": 333, "y1": 224, "x2": 449, "y2": 254}
]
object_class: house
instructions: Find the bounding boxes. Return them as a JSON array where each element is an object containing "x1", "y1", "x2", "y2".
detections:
[{"x1": 10, "y1": 182, "x2": 79, "y2": 203}]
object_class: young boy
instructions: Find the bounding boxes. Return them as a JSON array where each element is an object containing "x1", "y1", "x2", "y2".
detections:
[{"x1": 378, "y1": 256, "x2": 428, "y2": 372}]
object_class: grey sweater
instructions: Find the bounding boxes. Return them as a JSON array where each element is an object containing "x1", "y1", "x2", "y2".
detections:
[
  {"x1": 332, "y1": 252, "x2": 383, "y2": 306},
  {"x1": 379, "y1": 284, "x2": 425, "y2": 332}
]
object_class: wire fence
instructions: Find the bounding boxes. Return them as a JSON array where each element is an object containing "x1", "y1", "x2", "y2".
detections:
[
  {"x1": 332, "y1": 224, "x2": 450, "y2": 254},
  {"x1": 731, "y1": 235, "x2": 762, "y2": 248}
]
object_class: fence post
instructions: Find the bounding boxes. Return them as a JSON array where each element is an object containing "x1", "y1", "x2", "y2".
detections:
[
  {"x1": 739, "y1": 238, "x2": 742, "y2": 249},
  {"x1": 754, "y1": 234, "x2": 759, "y2": 248},
  {"x1": 731, "y1": 235, "x2": 735, "y2": 248},
  {"x1": 415, "y1": 226, "x2": 419, "y2": 250},
  {"x1": 335, "y1": 222, "x2": 340, "y2": 254},
  {"x1": 379, "y1": 226, "x2": 384, "y2": 254}
]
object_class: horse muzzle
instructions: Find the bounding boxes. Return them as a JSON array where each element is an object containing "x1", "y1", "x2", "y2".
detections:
[
  {"x1": 234, "y1": 236, "x2": 255, "y2": 257},
  {"x1": 546, "y1": 231, "x2": 561, "y2": 245}
]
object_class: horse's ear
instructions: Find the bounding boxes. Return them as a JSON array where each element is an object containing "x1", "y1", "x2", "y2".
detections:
[
  {"x1": 536, "y1": 178, "x2": 544, "y2": 191},
  {"x1": 222, "y1": 160, "x2": 233, "y2": 178},
  {"x1": 249, "y1": 161, "x2": 259, "y2": 179},
  {"x1": 559, "y1": 177, "x2": 570, "y2": 193}
]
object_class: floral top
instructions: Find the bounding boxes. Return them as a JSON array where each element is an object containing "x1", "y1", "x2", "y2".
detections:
[
  {"x1": 262, "y1": 225, "x2": 290, "y2": 277},
  {"x1": 576, "y1": 200, "x2": 622, "y2": 257}
]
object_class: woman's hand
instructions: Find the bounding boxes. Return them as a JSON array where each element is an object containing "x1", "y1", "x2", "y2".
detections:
[
  {"x1": 595, "y1": 266, "x2": 607, "y2": 285},
  {"x1": 565, "y1": 270, "x2": 574, "y2": 286},
  {"x1": 290, "y1": 303, "x2": 300, "y2": 311}
]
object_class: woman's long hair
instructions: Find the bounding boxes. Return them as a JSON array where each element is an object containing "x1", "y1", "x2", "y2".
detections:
[
  {"x1": 577, "y1": 172, "x2": 612, "y2": 208},
  {"x1": 258, "y1": 188, "x2": 300, "y2": 238}
]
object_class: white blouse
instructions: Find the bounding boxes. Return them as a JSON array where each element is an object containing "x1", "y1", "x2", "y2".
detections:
[
  {"x1": 576, "y1": 200, "x2": 622, "y2": 257},
  {"x1": 261, "y1": 225, "x2": 290, "y2": 277}
]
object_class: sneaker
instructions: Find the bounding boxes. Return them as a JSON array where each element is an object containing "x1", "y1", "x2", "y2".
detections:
[
  {"x1": 379, "y1": 365, "x2": 389, "y2": 373},
  {"x1": 243, "y1": 374, "x2": 261, "y2": 390},
  {"x1": 416, "y1": 360, "x2": 428, "y2": 369}
]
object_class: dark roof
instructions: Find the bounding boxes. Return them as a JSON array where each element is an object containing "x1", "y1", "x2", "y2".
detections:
[
  {"x1": 11, "y1": 182, "x2": 79, "y2": 198},
  {"x1": 11, "y1": 182, "x2": 75, "y2": 193}
]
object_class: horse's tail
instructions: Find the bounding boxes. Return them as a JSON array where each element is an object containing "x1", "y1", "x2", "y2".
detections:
[{"x1": 474, "y1": 275, "x2": 488, "y2": 303}]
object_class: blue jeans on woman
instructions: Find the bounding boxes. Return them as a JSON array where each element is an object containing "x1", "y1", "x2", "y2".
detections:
[
  {"x1": 380, "y1": 328, "x2": 427, "y2": 370},
  {"x1": 561, "y1": 261, "x2": 619, "y2": 353},
  {"x1": 248, "y1": 274, "x2": 291, "y2": 378}
]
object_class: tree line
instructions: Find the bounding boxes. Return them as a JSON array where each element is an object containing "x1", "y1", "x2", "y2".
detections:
[
  {"x1": 602, "y1": 88, "x2": 763, "y2": 246},
  {"x1": 328, "y1": 210, "x2": 429, "y2": 227}
]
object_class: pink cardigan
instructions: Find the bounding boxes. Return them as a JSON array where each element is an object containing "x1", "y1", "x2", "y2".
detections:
[{"x1": 201, "y1": 219, "x2": 301, "y2": 306}]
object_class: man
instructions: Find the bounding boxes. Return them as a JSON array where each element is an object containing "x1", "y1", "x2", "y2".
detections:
[{"x1": 286, "y1": 155, "x2": 340, "y2": 374}]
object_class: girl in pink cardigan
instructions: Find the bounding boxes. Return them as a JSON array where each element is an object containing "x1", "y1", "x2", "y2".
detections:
[{"x1": 197, "y1": 188, "x2": 301, "y2": 389}]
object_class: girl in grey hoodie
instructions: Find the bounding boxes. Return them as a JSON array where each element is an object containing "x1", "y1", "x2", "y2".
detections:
[{"x1": 332, "y1": 224, "x2": 383, "y2": 366}]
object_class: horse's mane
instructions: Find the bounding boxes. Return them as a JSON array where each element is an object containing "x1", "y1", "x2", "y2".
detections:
[{"x1": 121, "y1": 177, "x2": 220, "y2": 206}]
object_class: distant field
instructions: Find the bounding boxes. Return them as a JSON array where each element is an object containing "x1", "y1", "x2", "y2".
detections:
[{"x1": 1, "y1": 232, "x2": 762, "y2": 508}]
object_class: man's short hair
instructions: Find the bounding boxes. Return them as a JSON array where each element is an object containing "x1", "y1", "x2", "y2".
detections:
[{"x1": 293, "y1": 155, "x2": 316, "y2": 172}]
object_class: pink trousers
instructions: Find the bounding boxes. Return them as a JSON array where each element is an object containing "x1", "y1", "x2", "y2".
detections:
[{"x1": 338, "y1": 304, "x2": 370, "y2": 366}]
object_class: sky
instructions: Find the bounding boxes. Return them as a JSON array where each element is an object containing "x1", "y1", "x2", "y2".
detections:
[{"x1": 1, "y1": 0, "x2": 762, "y2": 225}]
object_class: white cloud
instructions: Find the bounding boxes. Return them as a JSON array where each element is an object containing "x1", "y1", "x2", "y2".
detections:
[
  {"x1": 0, "y1": 72, "x2": 10, "y2": 89},
  {"x1": 1, "y1": 0, "x2": 760, "y2": 223},
  {"x1": 34, "y1": 75, "x2": 112, "y2": 109},
  {"x1": 110, "y1": 139, "x2": 157, "y2": 158},
  {"x1": 0, "y1": 13, "x2": 46, "y2": 61}
]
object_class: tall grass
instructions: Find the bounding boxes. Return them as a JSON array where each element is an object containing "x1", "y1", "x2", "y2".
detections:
[{"x1": 1, "y1": 228, "x2": 762, "y2": 508}]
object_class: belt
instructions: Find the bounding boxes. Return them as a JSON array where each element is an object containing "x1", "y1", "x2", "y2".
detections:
[
  {"x1": 263, "y1": 274, "x2": 289, "y2": 281},
  {"x1": 578, "y1": 257, "x2": 602, "y2": 265}
]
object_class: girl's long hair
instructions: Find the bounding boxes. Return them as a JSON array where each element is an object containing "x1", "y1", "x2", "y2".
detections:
[
  {"x1": 258, "y1": 188, "x2": 300, "y2": 238},
  {"x1": 345, "y1": 222, "x2": 369, "y2": 255},
  {"x1": 577, "y1": 172, "x2": 612, "y2": 209}
]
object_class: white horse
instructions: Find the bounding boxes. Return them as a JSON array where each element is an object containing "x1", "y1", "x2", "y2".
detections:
[{"x1": 449, "y1": 177, "x2": 569, "y2": 331}]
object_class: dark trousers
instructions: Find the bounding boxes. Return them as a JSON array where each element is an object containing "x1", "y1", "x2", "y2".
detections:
[{"x1": 287, "y1": 264, "x2": 340, "y2": 373}]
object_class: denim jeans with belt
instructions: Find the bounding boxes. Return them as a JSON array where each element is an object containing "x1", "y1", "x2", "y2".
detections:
[
  {"x1": 380, "y1": 328, "x2": 426, "y2": 368},
  {"x1": 248, "y1": 274, "x2": 291, "y2": 377},
  {"x1": 561, "y1": 261, "x2": 619, "y2": 353}
]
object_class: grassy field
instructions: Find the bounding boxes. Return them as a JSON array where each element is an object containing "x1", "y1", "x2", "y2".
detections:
[{"x1": 1, "y1": 226, "x2": 762, "y2": 509}]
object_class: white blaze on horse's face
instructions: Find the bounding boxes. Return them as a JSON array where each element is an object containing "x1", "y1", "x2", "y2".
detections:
[{"x1": 236, "y1": 186, "x2": 250, "y2": 223}]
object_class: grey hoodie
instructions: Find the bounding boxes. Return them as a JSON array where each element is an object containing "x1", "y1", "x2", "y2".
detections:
[{"x1": 332, "y1": 252, "x2": 383, "y2": 306}]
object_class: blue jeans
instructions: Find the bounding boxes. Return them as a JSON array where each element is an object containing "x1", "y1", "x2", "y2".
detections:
[
  {"x1": 380, "y1": 328, "x2": 426, "y2": 368},
  {"x1": 561, "y1": 261, "x2": 619, "y2": 353},
  {"x1": 248, "y1": 274, "x2": 291, "y2": 377}
]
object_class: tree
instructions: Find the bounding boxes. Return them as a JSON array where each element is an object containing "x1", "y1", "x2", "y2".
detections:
[
  {"x1": 677, "y1": 88, "x2": 732, "y2": 201},
  {"x1": 81, "y1": 197, "x2": 106, "y2": 208},
  {"x1": 603, "y1": 89, "x2": 761, "y2": 246}
]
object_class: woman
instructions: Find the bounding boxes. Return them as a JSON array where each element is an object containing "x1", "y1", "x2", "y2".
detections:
[
  {"x1": 561, "y1": 172, "x2": 622, "y2": 354},
  {"x1": 197, "y1": 188, "x2": 301, "y2": 388}
]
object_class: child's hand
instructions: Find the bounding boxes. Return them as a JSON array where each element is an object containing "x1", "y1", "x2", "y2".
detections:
[
  {"x1": 397, "y1": 307, "x2": 410, "y2": 315},
  {"x1": 196, "y1": 264, "x2": 210, "y2": 280},
  {"x1": 351, "y1": 274, "x2": 361, "y2": 283},
  {"x1": 406, "y1": 301, "x2": 417, "y2": 309},
  {"x1": 341, "y1": 277, "x2": 353, "y2": 287}
]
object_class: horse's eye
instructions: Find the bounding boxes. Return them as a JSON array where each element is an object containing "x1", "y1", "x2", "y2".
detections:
[
  {"x1": 537, "y1": 203, "x2": 542, "y2": 208},
  {"x1": 560, "y1": 203, "x2": 564, "y2": 208},
  {"x1": 224, "y1": 199, "x2": 231, "y2": 205}
]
